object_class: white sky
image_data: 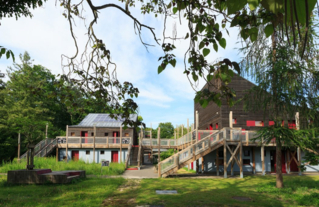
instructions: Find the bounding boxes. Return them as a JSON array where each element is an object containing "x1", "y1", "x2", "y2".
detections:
[{"x1": 0, "y1": 1, "x2": 243, "y2": 128}]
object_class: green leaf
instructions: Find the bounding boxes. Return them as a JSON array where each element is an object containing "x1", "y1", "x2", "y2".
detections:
[
  {"x1": 203, "y1": 48, "x2": 210, "y2": 57},
  {"x1": 169, "y1": 59, "x2": 176, "y2": 67},
  {"x1": 249, "y1": 28, "x2": 258, "y2": 42},
  {"x1": 264, "y1": 24, "x2": 274, "y2": 38},
  {"x1": 10, "y1": 51, "x2": 15, "y2": 62},
  {"x1": 247, "y1": 0, "x2": 260, "y2": 10},
  {"x1": 6, "y1": 51, "x2": 10, "y2": 59},
  {"x1": 201, "y1": 99, "x2": 209, "y2": 108},
  {"x1": 192, "y1": 72, "x2": 198, "y2": 82},
  {"x1": 173, "y1": 7, "x2": 178, "y2": 14},
  {"x1": 207, "y1": 74, "x2": 214, "y2": 82},
  {"x1": 199, "y1": 41, "x2": 205, "y2": 50},
  {"x1": 1, "y1": 48, "x2": 5, "y2": 54},
  {"x1": 158, "y1": 65, "x2": 164, "y2": 74},
  {"x1": 219, "y1": 38, "x2": 226, "y2": 49},
  {"x1": 213, "y1": 43, "x2": 218, "y2": 52},
  {"x1": 227, "y1": 0, "x2": 247, "y2": 15}
]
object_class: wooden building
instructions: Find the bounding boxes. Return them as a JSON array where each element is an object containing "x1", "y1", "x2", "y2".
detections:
[{"x1": 56, "y1": 113, "x2": 138, "y2": 163}]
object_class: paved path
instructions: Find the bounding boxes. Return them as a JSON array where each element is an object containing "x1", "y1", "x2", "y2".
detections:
[{"x1": 122, "y1": 165, "x2": 158, "y2": 179}]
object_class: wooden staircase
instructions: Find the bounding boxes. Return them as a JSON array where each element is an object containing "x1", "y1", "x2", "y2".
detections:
[
  {"x1": 158, "y1": 128, "x2": 242, "y2": 177},
  {"x1": 130, "y1": 146, "x2": 139, "y2": 166}
]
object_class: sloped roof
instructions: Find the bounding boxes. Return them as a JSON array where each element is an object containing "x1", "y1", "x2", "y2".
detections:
[{"x1": 69, "y1": 113, "x2": 138, "y2": 128}]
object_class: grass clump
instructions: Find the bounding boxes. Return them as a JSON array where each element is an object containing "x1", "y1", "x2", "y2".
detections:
[{"x1": 0, "y1": 157, "x2": 125, "y2": 175}]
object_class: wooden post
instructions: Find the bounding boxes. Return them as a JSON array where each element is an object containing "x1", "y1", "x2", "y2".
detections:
[
  {"x1": 246, "y1": 131, "x2": 249, "y2": 145},
  {"x1": 150, "y1": 123, "x2": 152, "y2": 147},
  {"x1": 287, "y1": 149, "x2": 290, "y2": 174},
  {"x1": 231, "y1": 146, "x2": 234, "y2": 176},
  {"x1": 201, "y1": 157, "x2": 204, "y2": 173},
  {"x1": 295, "y1": 112, "x2": 300, "y2": 130},
  {"x1": 252, "y1": 147, "x2": 256, "y2": 174},
  {"x1": 66, "y1": 125, "x2": 68, "y2": 162},
  {"x1": 216, "y1": 148, "x2": 219, "y2": 176},
  {"x1": 224, "y1": 137, "x2": 227, "y2": 178},
  {"x1": 17, "y1": 133, "x2": 21, "y2": 163},
  {"x1": 46, "y1": 123, "x2": 48, "y2": 139},
  {"x1": 239, "y1": 140, "x2": 243, "y2": 178},
  {"x1": 187, "y1": 119, "x2": 189, "y2": 146},
  {"x1": 158, "y1": 127, "x2": 161, "y2": 163},
  {"x1": 298, "y1": 147, "x2": 302, "y2": 176},
  {"x1": 107, "y1": 136, "x2": 109, "y2": 148},
  {"x1": 182, "y1": 124, "x2": 184, "y2": 149},
  {"x1": 261, "y1": 138, "x2": 265, "y2": 175},
  {"x1": 229, "y1": 111, "x2": 233, "y2": 128},
  {"x1": 196, "y1": 111, "x2": 199, "y2": 143},
  {"x1": 138, "y1": 133, "x2": 141, "y2": 169},
  {"x1": 93, "y1": 125, "x2": 96, "y2": 163},
  {"x1": 120, "y1": 125, "x2": 122, "y2": 163},
  {"x1": 56, "y1": 147, "x2": 58, "y2": 162}
]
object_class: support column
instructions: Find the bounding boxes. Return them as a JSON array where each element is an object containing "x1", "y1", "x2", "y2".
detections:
[
  {"x1": 93, "y1": 125, "x2": 96, "y2": 163},
  {"x1": 120, "y1": 126, "x2": 122, "y2": 163},
  {"x1": 17, "y1": 133, "x2": 21, "y2": 163},
  {"x1": 216, "y1": 148, "x2": 219, "y2": 176},
  {"x1": 196, "y1": 159, "x2": 199, "y2": 174},
  {"x1": 56, "y1": 147, "x2": 58, "y2": 162},
  {"x1": 66, "y1": 125, "x2": 68, "y2": 162},
  {"x1": 298, "y1": 147, "x2": 302, "y2": 176},
  {"x1": 252, "y1": 147, "x2": 256, "y2": 174},
  {"x1": 229, "y1": 111, "x2": 233, "y2": 128},
  {"x1": 231, "y1": 146, "x2": 235, "y2": 176},
  {"x1": 287, "y1": 149, "x2": 290, "y2": 174},
  {"x1": 201, "y1": 157, "x2": 204, "y2": 173},
  {"x1": 158, "y1": 127, "x2": 161, "y2": 177},
  {"x1": 224, "y1": 137, "x2": 227, "y2": 178},
  {"x1": 240, "y1": 140, "x2": 243, "y2": 178},
  {"x1": 187, "y1": 119, "x2": 189, "y2": 146},
  {"x1": 261, "y1": 139, "x2": 265, "y2": 175}
]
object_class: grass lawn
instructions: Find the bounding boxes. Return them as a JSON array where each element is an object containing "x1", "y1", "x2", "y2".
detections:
[
  {"x1": 1, "y1": 175, "x2": 319, "y2": 206},
  {"x1": 106, "y1": 175, "x2": 319, "y2": 207},
  {"x1": 0, "y1": 157, "x2": 125, "y2": 176},
  {"x1": 0, "y1": 175, "x2": 125, "y2": 207}
]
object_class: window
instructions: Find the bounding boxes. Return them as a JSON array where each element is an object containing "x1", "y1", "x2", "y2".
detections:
[
  {"x1": 255, "y1": 121, "x2": 264, "y2": 127},
  {"x1": 232, "y1": 118, "x2": 237, "y2": 124},
  {"x1": 218, "y1": 151, "x2": 223, "y2": 157},
  {"x1": 209, "y1": 124, "x2": 213, "y2": 130},
  {"x1": 86, "y1": 151, "x2": 90, "y2": 155},
  {"x1": 71, "y1": 132, "x2": 75, "y2": 136},
  {"x1": 125, "y1": 133, "x2": 129, "y2": 137},
  {"x1": 104, "y1": 132, "x2": 109, "y2": 136},
  {"x1": 243, "y1": 159, "x2": 250, "y2": 165},
  {"x1": 100, "y1": 151, "x2": 105, "y2": 155},
  {"x1": 91, "y1": 132, "x2": 94, "y2": 136},
  {"x1": 244, "y1": 150, "x2": 250, "y2": 156},
  {"x1": 216, "y1": 123, "x2": 219, "y2": 129}
]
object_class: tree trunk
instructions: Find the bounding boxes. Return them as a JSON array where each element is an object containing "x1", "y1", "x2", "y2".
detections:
[{"x1": 276, "y1": 142, "x2": 284, "y2": 188}]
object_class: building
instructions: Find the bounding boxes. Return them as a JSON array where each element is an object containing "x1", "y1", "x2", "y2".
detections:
[{"x1": 57, "y1": 113, "x2": 138, "y2": 164}]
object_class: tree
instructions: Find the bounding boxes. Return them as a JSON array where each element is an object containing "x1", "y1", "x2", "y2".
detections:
[{"x1": 241, "y1": 14, "x2": 319, "y2": 188}]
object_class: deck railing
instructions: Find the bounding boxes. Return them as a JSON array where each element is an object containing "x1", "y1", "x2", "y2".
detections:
[
  {"x1": 20, "y1": 138, "x2": 55, "y2": 159},
  {"x1": 56, "y1": 136, "x2": 132, "y2": 145}
]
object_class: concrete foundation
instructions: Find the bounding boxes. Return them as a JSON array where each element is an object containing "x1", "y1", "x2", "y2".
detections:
[{"x1": 7, "y1": 169, "x2": 85, "y2": 184}]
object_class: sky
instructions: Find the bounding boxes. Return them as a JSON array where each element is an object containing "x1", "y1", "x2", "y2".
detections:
[{"x1": 0, "y1": 1, "x2": 242, "y2": 128}]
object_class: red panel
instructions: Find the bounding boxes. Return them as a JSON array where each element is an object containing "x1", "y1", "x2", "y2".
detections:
[
  {"x1": 216, "y1": 123, "x2": 218, "y2": 129},
  {"x1": 209, "y1": 124, "x2": 213, "y2": 130},
  {"x1": 246, "y1": 120, "x2": 255, "y2": 126},
  {"x1": 112, "y1": 151, "x2": 118, "y2": 163},
  {"x1": 72, "y1": 150, "x2": 79, "y2": 161},
  {"x1": 290, "y1": 152, "x2": 299, "y2": 171},
  {"x1": 191, "y1": 162, "x2": 194, "y2": 170},
  {"x1": 113, "y1": 131, "x2": 119, "y2": 143},
  {"x1": 282, "y1": 120, "x2": 284, "y2": 126},
  {"x1": 288, "y1": 120, "x2": 296, "y2": 129},
  {"x1": 198, "y1": 133, "x2": 201, "y2": 141},
  {"x1": 274, "y1": 151, "x2": 287, "y2": 173},
  {"x1": 81, "y1": 131, "x2": 88, "y2": 143},
  {"x1": 269, "y1": 121, "x2": 275, "y2": 126}
]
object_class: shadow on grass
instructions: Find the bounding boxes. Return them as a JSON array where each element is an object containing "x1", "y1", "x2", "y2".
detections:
[{"x1": 0, "y1": 175, "x2": 125, "y2": 207}]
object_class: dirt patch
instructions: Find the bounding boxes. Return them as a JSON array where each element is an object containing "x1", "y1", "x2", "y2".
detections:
[
  {"x1": 103, "y1": 179, "x2": 141, "y2": 207},
  {"x1": 232, "y1": 196, "x2": 252, "y2": 201}
]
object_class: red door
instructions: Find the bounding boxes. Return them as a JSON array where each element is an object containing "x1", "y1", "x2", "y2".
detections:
[
  {"x1": 81, "y1": 131, "x2": 88, "y2": 143},
  {"x1": 274, "y1": 151, "x2": 287, "y2": 173},
  {"x1": 72, "y1": 150, "x2": 79, "y2": 161},
  {"x1": 191, "y1": 162, "x2": 194, "y2": 170},
  {"x1": 112, "y1": 151, "x2": 118, "y2": 163},
  {"x1": 290, "y1": 151, "x2": 299, "y2": 172}
]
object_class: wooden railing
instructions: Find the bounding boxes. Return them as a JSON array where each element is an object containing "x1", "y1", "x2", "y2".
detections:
[{"x1": 56, "y1": 136, "x2": 132, "y2": 145}]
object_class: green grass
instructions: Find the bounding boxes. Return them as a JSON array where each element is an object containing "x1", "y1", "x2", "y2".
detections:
[
  {"x1": 0, "y1": 175, "x2": 125, "y2": 207},
  {"x1": 114, "y1": 175, "x2": 319, "y2": 207},
  {"x1": 0, "y1": 157, "x2": 125, "y2": 175},
  {"x1": 1, "y1": 174, "x2": 319, "y2": 206}
]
